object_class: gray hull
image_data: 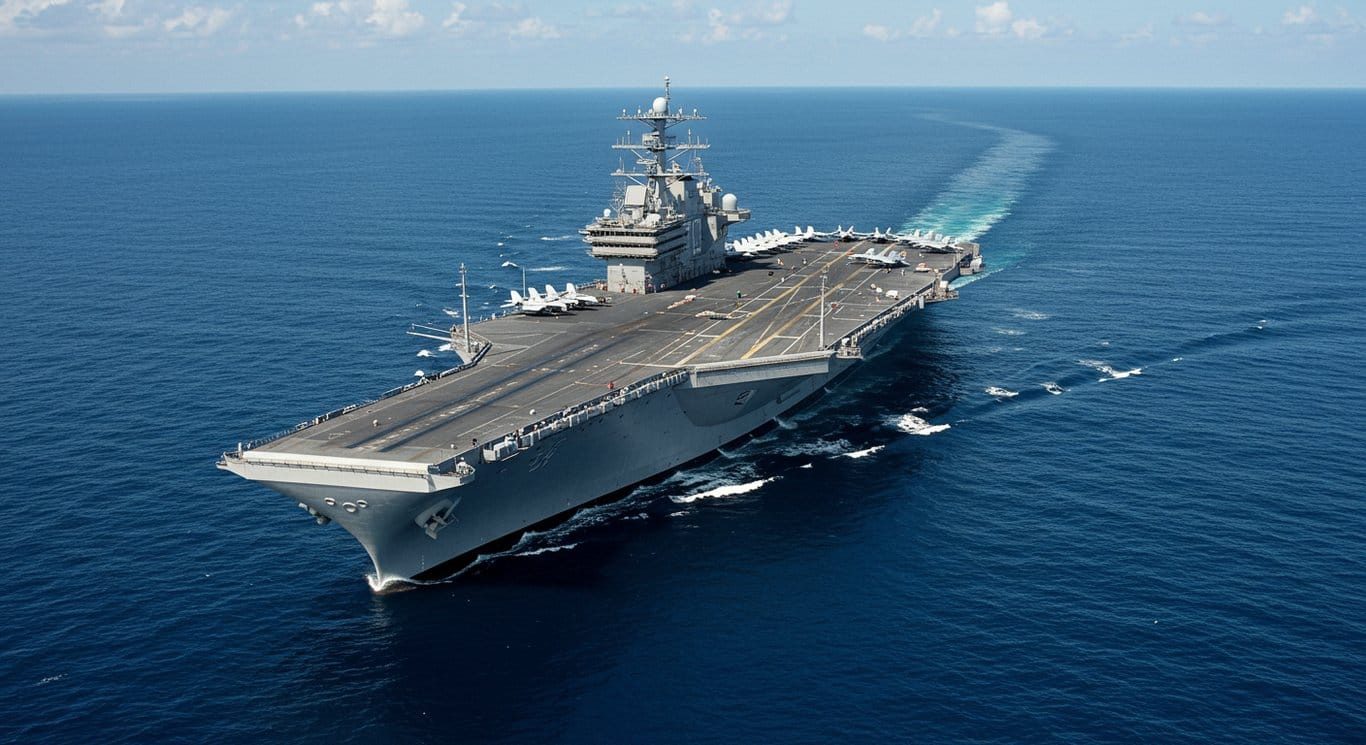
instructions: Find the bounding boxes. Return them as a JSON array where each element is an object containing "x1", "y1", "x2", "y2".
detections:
[{"x1": 259, "y1": 355, "x2": 857, "y2": 586}]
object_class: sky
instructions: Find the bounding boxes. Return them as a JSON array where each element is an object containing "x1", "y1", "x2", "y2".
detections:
[{"x1": 1, "y1": 0, "x2": 1363, "y2": 93}]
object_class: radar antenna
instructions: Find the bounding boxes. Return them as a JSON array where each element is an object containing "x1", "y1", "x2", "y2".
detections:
[{"x1": 610, "y1": 75, "x2": 709, "y2": 218}]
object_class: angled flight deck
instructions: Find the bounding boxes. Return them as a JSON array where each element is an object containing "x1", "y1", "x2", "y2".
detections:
[{"x1": 251, "y1": 239, "x2": 962, "y2": 467}]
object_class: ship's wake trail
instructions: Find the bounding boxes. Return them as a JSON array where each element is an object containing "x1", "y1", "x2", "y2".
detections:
[{"x1": 901, "y1": 121, "x2": 1052, "y2": 243}]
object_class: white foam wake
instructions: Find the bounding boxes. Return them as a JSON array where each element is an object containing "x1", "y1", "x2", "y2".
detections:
[
  {"x1": 843, "y1": 445, "x2": 885, "y2": 459},
  {"x1": 671, "y1": 476, "x2": 777, "y2": 503},
  {"x1": 517, "y1": 543, "x2": 578, "y2": 557},
  {"x1": 901, "y1": 122, "x2": 1052, "y2": 242},
  {"x1": 539, "y1": 235, "x2": 574, "y2": 241},
  {"x1": 367, "y1": 573, "x2": 413, "y2": 593},
  {"x1": 949, "y1": 267, "x2": 1003, "y2": 288},
  {"x1": 409, "y1": 500, "x2": 629, "y2": 585},
  {"x1": 893, "y1": 413, "x2": 951, "y2": 435},
  {"x1": 782, "y1": 438, "x2": 854, "y2": 458},
  {"x1": 1079, "y1": 359, "x2": 1143, "y2": 382},
  {"x1": 529, "y1": 265, "x2": 567, "y2": 272},
  {"x1": 985, "y1": 386, "x2": 1019, "y2": 398}
]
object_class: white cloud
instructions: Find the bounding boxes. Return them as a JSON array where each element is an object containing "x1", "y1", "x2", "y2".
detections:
[
  {"x1": 588, "y1": 3, "x2": 652, "y2": 19},
  {"x1": 1178, "y1": 10, "x2": 1231, "y2": 27},
  {"x1": 1282, "y1": 5, "x2": 1315, "y2": 25},
  {"x1": 973, "y1": 2, "x2": 1046, "y2": 40},
  {"x1": 294, "y1": 1, "x2": 355, "y2": 30},
  {"x1": 1334, "y1": 6, "x2": 1362, "y2": 27},
  {"x1": 366, "y1": 0, "x2": 424, "y2": 37},
  {"x1": 974, "y1": 1, "x2": 1011, "y2": 35},
  {"x1": 862, "y1": 23, "x2": 891, "y2": 41},
  {"x1": 588, "y1": 2, "x2": 697, "y2": 21},
  {"x1": 0, "y1": 0, "x2": 72, "y2": 31},
  {"x1": 862, "y1": 9, "x2": 942, "y2": 42},
  {"x1": 693, "y1": 0, "x2": 792, "y2": 43},
  {"x1": 1171, "y1": 9, "x2": 1230, "y2": 44},
  {"x1": 1281, "y1": 5, "x2": 1363, "y2": 45},
  {"x1": 1011, "y1": 17, "x2": 1045, "y2": 39},
  {"x1": 704, "y1": 7, "x2": 731, "y2": 42},
  {"x1": 163, "y1": 6, "x2": 233, "y2": 36},
  {"x1": 100, "y1": 3, "x2": 155, "y2": 39},
  {"x1": 87, "y1": 0, "x2": 122, "y2": 18},
  {"x1": 442, "y1": 1, "x2": 468, "y2": 31},
  {"x1": 755, "y1": 0, "x2": 790, "y2": 24},
  {"x1": 1120, "y1": 22, "x2": 1155, "y2": 43},
  {"x1": 508, "y1": 15, "x2": 558, "y2": 39},
  {"x1": 354, "y1": 1, "x2": 562, "y2": 41},
  {"x1": 909, "y1": 9, "x2": 942, "y2": 37}
]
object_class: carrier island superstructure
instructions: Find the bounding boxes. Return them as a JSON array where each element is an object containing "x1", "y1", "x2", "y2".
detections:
[{"x1": 218, "y1": 79, "x2": 983, "y2": 588}]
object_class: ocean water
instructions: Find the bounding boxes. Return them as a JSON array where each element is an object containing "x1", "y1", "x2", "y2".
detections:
[{"x1": 2, "y1": 88, "x2": 1364, "y2": 743}]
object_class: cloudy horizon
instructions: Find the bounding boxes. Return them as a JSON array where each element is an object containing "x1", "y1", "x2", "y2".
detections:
[{"x1": 2, "y1": 0, "x2": 1363, "y2": 93}]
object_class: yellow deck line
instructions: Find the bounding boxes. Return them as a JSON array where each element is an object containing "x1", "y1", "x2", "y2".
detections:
[
  {"x1": 676, "y1": 245, "x2": 856, "y2": 365},
  {"x1": 741, "y1": 281, "x2": 847, "y2": 359}
]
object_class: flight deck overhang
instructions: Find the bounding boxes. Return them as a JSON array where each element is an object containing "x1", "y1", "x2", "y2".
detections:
[
  {"x1": 218, "y1": 450, "x2": 476, "y2": 493},
  {"x1": 685, "y1": 351, "x2": 834, "y2": 388}
]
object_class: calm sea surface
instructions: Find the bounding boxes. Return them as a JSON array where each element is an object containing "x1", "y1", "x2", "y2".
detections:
[{"x1": 1, "y1": 88, "x2": 1363, "y2": 743}]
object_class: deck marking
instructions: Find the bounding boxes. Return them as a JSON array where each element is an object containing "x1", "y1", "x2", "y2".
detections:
[
  {"x1": 677, "y1": 246, "x2": 855, "y2": 365},
  {"x1": 742, "y1": 281, "x2": 847, "y2": 359}
]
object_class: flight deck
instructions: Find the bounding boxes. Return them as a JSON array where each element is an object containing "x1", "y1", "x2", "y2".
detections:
[{"x1": 243, "y1": 238, "x2": 965, "y2": 467}]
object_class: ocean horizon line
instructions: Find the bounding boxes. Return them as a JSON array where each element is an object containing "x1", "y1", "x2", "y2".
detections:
[{"x1": 3, "y1": 83, "x2": 1365, "y2": 99}]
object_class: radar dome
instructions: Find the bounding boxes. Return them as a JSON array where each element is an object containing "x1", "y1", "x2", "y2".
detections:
[
  {"x1": 651, "y1": 97, "x2": 668, "y2": 114},
  {"x1": 722, "y1": 193, "x2": 738, "y2": 211}
]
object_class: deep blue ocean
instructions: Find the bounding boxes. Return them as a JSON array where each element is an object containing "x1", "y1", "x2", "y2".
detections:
[{"x1": 2, "y1": 88, "x2": 1364, "y2": 743}]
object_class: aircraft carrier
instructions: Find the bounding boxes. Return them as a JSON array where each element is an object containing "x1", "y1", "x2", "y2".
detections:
[{"x1": 218, "y1": 78, "x2": 982, "y2": 588}]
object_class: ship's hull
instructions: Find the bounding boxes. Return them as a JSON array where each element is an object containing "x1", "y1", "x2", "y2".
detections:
[
  {"x1": 248, "y1": 319, "x2": 911, "y2": 587},
  {"x1": 259, "y1": 360, "x2": 847, "y2": 586}
]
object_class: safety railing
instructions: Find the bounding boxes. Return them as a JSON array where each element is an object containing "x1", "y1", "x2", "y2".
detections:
[
  {"x1": 840, "y1": 285, "x2": 937, "y2": 352},
  {"x1": 482, "y1": 368, "x2": 690, "y2": 460}
]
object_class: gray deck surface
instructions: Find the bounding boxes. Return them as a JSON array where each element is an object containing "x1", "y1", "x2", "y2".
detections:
[{"x1": 257, "y1": 240, "x2": 960, "y2": 463}]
